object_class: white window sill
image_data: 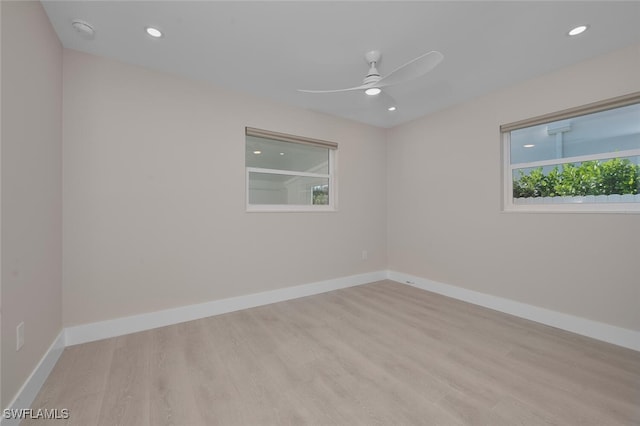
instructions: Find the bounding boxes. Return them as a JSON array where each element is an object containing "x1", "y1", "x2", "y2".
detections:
[
  {"x1": 246, "y1": 204, "x2": 336, "y2": 213},
  {"x1": 504, "y1": 201, "x2": 640, "y2": 214}
]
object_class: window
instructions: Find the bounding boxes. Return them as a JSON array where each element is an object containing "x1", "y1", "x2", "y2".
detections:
[
  {"x1": 502, "y1": 92, "x2": 640, "y2": 213},
  {"x1": 245, "y1": 127, "x2": 337, "y2": 212}
]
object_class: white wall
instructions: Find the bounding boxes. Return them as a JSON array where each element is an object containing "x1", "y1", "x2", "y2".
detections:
[
  {"x1": 387, "y1": 44, "x2": 640, "y2": 332},
  {"x1": 62, "y1": 50, "x2": 387, "y2": 326},
  {"x1": 1, "y1": 1, "x2": 63, "y2": 409}
]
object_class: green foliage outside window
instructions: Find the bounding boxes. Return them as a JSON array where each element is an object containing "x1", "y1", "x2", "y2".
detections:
[
  {"x1": 513, "y1": 158, "x2": 640, "y2": 198},
  {"x1": 313, "y1": 185, "x2": 329, "y2": 205}
]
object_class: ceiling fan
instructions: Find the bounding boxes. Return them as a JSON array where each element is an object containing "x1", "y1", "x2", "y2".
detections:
[{"x1": 298, "y1": 50, "x2": 444, "y2": 108}]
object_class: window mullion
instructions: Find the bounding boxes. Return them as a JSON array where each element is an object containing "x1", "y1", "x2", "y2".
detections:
[
  {"x1": 247, "y1": 167, "x2": 330, "y2": 179},
  {"x1": 511, "y1": 148, "x2": 640, "y2": 170}
]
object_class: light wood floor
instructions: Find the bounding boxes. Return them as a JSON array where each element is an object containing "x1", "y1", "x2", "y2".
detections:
[{"x1": 25, "y1": 280, "x2": 640, "y2": 425}]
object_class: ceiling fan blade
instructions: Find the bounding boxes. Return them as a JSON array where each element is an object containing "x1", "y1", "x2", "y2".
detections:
[
  {"x1": 370, "y1": 91, "x2": 396, "y2": 106},
  {"x1": 298, "y1": 83, "x2": 373, "y2": 94},
  {"x1": 358, "y1": 90, "x2": 397, "y2": 112},
  {"x1": 377, "y1": 50, "x2": 444, "y2": 88}
]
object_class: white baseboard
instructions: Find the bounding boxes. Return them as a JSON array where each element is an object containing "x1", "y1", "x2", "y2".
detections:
[
  {"x1": 1, "y1": 331, "x2": 65, "y2": 426},
  {"x1": 65, "y1": 270, "x2": 387, "y2": 346},
  {"x1": 388, "y1": 270, "x2": 640, "y2": 352},
  {"x1": 52, "y1": 269, "x2": 640, "y2": 351}
]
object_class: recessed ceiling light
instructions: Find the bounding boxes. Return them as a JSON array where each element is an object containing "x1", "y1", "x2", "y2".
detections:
[
  {"x1": 365, "y1": 87, "x2": 381, "y2": 96},
  {"x1": 145, "y1": 27, "x2": 163, "y2": 38},
  {"x1": 279, "y1": 152, "x2": 285, "y2": 156},
  {"x1": 253, "y1": 150, "x2": 262, "y2": 155},
  {"x1": 568, "y1": 25, "x2": 588, "y2": 36},
  {"x1": 388, "y1": 106, "x2": 397, "y2": 112},
  {"x1": 524, "y1": 144, "x2": 535, "y2": 148}
]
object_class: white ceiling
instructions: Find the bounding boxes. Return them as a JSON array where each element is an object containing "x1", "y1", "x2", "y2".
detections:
[{"x1": 42, "y1": 1, "x2": 640, "y2": 129}]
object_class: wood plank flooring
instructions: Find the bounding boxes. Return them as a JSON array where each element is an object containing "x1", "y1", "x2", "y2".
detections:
[{"x1": 24, "y1": 280, "x2": 640, "y2": 425}]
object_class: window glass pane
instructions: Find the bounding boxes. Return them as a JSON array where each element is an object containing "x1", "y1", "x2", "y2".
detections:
[
  {"x1": 512, "y1": 155, "x2": 640, "y2": 200},
  {"x1": 246, "y1": 136, "x2": 329, "y2": 174},
  {"x1": 248, "y1": 172, "x2": 329, "y2": 205},
  {"x1": 510, "y1": 103, "x2": 640, "y2": 165}
]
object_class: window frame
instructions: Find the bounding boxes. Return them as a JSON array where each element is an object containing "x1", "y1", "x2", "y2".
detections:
[
  {"x1": 501, "y1": 92, "x2": 640, "y2": 213},
  {"x1": 245, "y1": 127, "x2": 338, "y2": 212}
]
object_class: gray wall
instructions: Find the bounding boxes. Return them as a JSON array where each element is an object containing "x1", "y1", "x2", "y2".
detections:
[{"x1": 1, "y1": 1, "x2": 63, "y2": 409}]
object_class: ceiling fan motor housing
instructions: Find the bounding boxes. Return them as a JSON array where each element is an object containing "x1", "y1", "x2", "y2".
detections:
[{"x1": 364, "y1": 50, "x2": 381, "y2": 84}]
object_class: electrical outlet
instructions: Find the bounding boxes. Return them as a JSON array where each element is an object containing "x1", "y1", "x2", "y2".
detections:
[
  {"x1": 362, "y1": 250, "x2": 368, "y2": 260},
  {"x1": 17, "y1": 322, "x2": 24, "y2": 351}
]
